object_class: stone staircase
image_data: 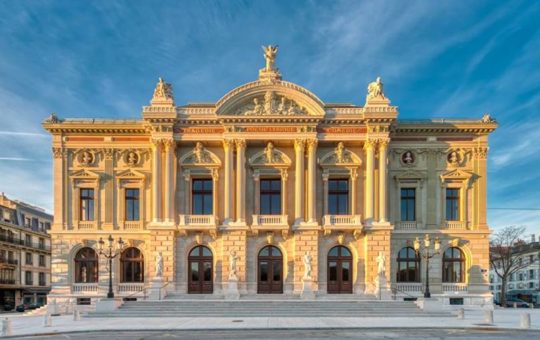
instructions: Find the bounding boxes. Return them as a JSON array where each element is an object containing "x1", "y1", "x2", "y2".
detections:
[{"x1": 88, "y1": 298, "x2": 452, "y2": 318}]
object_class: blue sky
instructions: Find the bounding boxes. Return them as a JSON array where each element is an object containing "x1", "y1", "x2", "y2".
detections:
[{"x1": 0, "y1": 0, "x2": 539, "y2": 235}]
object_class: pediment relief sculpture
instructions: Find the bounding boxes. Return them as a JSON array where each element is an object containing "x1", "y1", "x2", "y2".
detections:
[
  {"x1": 235, "y1": 91, "x2": 308, "y2": 116},
  {"x1": 249, "y1": 142, "x2": 291, "y2": 167},
  {"x1": 319, "y1": 142, "x2": 361, "y2": 167},
  {"x1": 180, "y1": 142, "x2": 221, "y2": 167}
]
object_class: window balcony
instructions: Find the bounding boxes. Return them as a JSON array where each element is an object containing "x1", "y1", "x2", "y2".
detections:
[
  {"x1": 442, "y1": 283, "x2": 468, "y2": 293},
  {"x1": 395, "y1": 221, "x2": 418, "y2": 230},
  {"x1": 72, "y1": 283, "x2": 99, "y2": 294},
  {"x1": 322, "y1": 214, "x2": 362, "y2": 234},
  {"x1": 252, "y1": 214, "x2": 288, "y2": 228},
  {"x1": 178, "y1": 215, "x2": 218, "y2": 232},
  {"x1": 124, "y1": 220, "x2": 142, "y2": 230},
  {"x1": 444, "y1": 221, "x2": 466, "y2": 230},
  {"x1": 78, "y1": 221, "x2": 96, "y2": 230}
]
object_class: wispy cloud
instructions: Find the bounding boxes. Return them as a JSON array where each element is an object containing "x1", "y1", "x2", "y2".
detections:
[{"x1": 0, "y1": 131, "x2": 49, "y2": 137}]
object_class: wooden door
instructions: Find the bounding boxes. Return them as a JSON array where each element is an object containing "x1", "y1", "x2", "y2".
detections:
[
  {"x1": 327, "y1": 246, "x2": 353, "y2": 294},
  {"x1": 257, "y1": 246, "x2": 283, "y2": 294},
  {"x1": 188, "y1": 246, "x2": 213, "y2": 294}
]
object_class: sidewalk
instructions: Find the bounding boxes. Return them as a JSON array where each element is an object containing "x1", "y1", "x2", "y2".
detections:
[{"x1": 2, "y1": 309, "x2": 540, "y2": 337}]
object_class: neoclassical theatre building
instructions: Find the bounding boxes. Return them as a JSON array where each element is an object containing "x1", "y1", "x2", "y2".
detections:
[{"x1": 43, "y1": 47, "x2": 497, "y2": 306}]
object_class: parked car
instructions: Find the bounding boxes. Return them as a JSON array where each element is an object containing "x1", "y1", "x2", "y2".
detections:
[
  {"x1": 15, "y1": 304, "x2": 28, "y2": 312},
  {"x1": 504, "y1": 298, "x2": 530, "y2": 308},
  {"x1": 3, "y1": 304, "x2": 14, "y2": 311}
]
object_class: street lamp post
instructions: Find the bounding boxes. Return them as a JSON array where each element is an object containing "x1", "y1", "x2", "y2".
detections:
[
  {"x1": 413, "y1": 234, "x2": 441, "y2": 298},
  {"x1": 98, "y1": 235, "x2": 125, "y2": 299}
]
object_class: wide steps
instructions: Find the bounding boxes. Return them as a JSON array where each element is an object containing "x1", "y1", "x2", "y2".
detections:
[{"x1": 88, "y1": 300, "x2": 452, "y2": 318}]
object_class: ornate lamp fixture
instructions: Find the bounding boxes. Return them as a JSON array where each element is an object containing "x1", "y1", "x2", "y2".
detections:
[
  {"x1": 98, "y1": 235, "x2": 125, "y2": 298},
  {"x1": 413, "y1": 234, "x2": 441, "y2": 298}
]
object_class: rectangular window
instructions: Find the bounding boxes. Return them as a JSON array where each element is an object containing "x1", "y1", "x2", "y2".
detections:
[
  {"x1": 39, "y1": 238, "x2": 45, "y2": 250},
  {"x1": 530, "y1": 269, "x2": 535, "y2": 279},
  {"x1": 260, "y1": 179, "x2": 281, "y2": 215},
  {"x1": 25, "y1": 271, "x2": 32, "y2": 285},
  {"x1": 39, "y1": 255, "x2": 45, "y2": 267},
  {"x1": 125, "y1": 189, "x2": 140, "y2": 221},
  {"x1": 80, "y1": 188, "x2": 94, "y2": 221},
  {"x1": 39, "y1": 272, "x2": 46, "y2": 286},
  {"x1": 445, "y1": 188, "x2": 460, "y2": 221},
  {"x1": 328, "y1": 179, "x2": 349, "y2": 215},
  {"x1": 25, "y1": 234, "x2": 31, "y2": 246},
  {"x1": 192, "y1": 179, "x2": 213, "y2": 215},
  {"x1": 400, "y1": 188, "x2": 416, "y2": 221},
  {"x1": 31, "y1": 218, "x2": 38, "y2": 230},
  {"x1": 25, "y1": 217, "x2": 31, "y2": 227},
  {"x1": 25, "y1": 252, "x2": 33, "y2": 265}
]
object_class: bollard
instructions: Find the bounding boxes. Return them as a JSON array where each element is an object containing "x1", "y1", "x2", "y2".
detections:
[
  {"x1": 457, "y1": 308, "x2": 465, "y2": 319},
  {"x1": 43, "y1": 312, "x2": 52, "y2": 327},
  {"x1": 520, "y1": 313, "x2": 531, "y2": 329},
  {"x1": 73, "y1": 309, "x2": 81, "y2": 321},
  {"x1": 2, "y1": 318, "x2": 13, "y2": 337},
  {"x1": 484, "y1": 310, "x2": 493, "y2": 324},
  {"x1": 513, "y1": 302, "x2": 517, "y2": 309},
  {"x1": 530, "y1": 303, "x2": 535, "y2": 309}
]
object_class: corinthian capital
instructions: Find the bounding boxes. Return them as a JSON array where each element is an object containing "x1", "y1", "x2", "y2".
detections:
[
  {"x1": 363, "y1": 139, "x2": 376, "y2": 150},
  {"x1": 294, "y1": 138, "x2": 306, "y2": 152},
  {"x1": 163, "y1": 139, "x2": 175, "y2": 151},
  {"x1": 306, "y1": 139, "x2": 318, "y2": 151},
  {"x1": 473, "y1": 146, "x2": 489, "y2": 160},
  {"x1": 235, "y1": 139, "x2": 246, "y2": 149},
  {"x1": 223, "y1": 139, "x2": 235, "y2": 150},
  {"x1": 52, "y1": 147, "x2": 64, "y2": 159}
]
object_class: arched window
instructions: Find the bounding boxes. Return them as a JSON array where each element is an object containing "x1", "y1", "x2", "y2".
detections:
[
  {"x1": 327, "y1": 246, "x2": 353, "y2": 294},
  {"x1": 396, "y1": 247, "x2": 420, "y2": 282},
  {"x1": 121, "y1": 247, "x2": 144, "y2": 283},
  {"x1": 442, "y1": 247, "x2": 465, "y2": 283},
  {"x1": 74, "y1": 247, "x2": 98, "y2": 283}
]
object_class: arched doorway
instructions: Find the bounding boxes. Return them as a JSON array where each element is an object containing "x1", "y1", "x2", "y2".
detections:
[
  {"x1": 188, "y1": 245, "x2": 213, "y2": 294},
  {"x1": 74, "y1": 247, "x2": 98, "y2": 283},
  {"x1": 257, "y1": 245, "x2": 283, "y2": 294},
  {"x1": 120, "y1": 247, "x2": 144, "y2": 283},
  {"x1": 327, "y1": 246, "x2": 352, "y2": 294}
]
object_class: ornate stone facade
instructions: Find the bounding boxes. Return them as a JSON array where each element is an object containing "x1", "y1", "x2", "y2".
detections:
[{"x1": 43, "y1": 48, "x2": 497, "y2": 307}]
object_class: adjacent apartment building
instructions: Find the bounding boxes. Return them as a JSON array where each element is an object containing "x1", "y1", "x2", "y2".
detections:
[
  {"x1": 0, "y1": 192, "x2": 52, "y2": 309},
  {"x1": 42, "y1": 47, "x2": 497, "y2": 307},
  {"x1": 490, "y1": 235, "x2": 540, "y2": 303}
]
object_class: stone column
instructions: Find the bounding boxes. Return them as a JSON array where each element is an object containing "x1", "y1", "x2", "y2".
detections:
[
  {"x1": 164, "y1": 140, "x2": 175, "y2": 223},
  {"x1": 306, "y1": 139, "x2": 318, "y2": 223},
  {"x1": 378, "y1": 140, "x2": 388, "y2": 222},
  {"x1": 212, "y1": 169, "x2": 219, "y2": 220},
  {"x1": 322, "y1": 172, "x2": 329, "y2": 215},
  {"x1": 364, "y1": 139, "x2": 375, "y2": 222},
  {"x1": 52, "y1": 147, "x2": 65, "y2": 230},
  {"x1": 294, "y1": 139, "x2": 305, "y2": 225},
  {"x1": 183, "y1": 171, "x2": 191, "y2": 214},
  {"x1": 235, "y1": 139, "x2": 246, "y2": 223},
  {"x1": 280, "y1": 169, "x2": 288, "y2": 217},
  {"x1": 151, "y1": 139, "x2": 162, "y2": 222},
  {"x1": 103, "y1": 149, "x2": 114, "y2": 230},
  {"x1": 474, "y1": 147, "x2": 489, "y2": 230},
  {"x1": 223, "y1": 139, "x2": 234, "y2": 223},
  {"x1": 350, "y1": 168, "x2": 358, "y2": 215},
  {"x1": 253, "y1": 171, "x2": 260, "y2": 215}
]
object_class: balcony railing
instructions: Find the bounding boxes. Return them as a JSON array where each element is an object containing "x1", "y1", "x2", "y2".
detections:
[
  {"x1": 78, "y1": 221, "x2": 96, "y2": 230},
  {"x1": 72, "y1": 283, "x2": 99, "y2": 294},
  {"x1": 395, "y1": 221, "x2": 418, "y2": 230},
  {"x1": 178, "y1": 215, "x2": 217, "y2": 229},
  {"x1": 0, "y1": 234, "x2": 51, "y2": 251},
  {"x1": 0, "y1": 257, "x2": 18, "y2": 265},
  {"x1": 124, "y1": 221, "x2": 142, "y2": 230},
  {"x1": 323, "y1": 214, "x2": 362, "y2": 227},
  {"x1": 118, "y1": 282, "x2": 145, "y2": 294},
  {"x1": 0, "y1": 278, "x2": 16, "y2": 285},
  {"x1": 442, "y1": 283, "x2": 468, "y2": 292},
  {"x1": 252, "y1": 215, "x2": 288, "y2": 227},
  {"x1": 444, "y1": 221, "x2": 466, "y2": 230}
]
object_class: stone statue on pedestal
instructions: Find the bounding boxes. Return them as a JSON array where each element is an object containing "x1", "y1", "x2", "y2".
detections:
[
  {"x1": 303, "y1": 251, "x2": 312, "y2": 280},
  {"x1": 376, "y1": 251, "x2": 386, "y2": 277},
  {"x1": 367, "y1": 77, "x2": 385, "y2": 100},
  {"x1": 229, "y1": 250, "x2": 238, "y2": 280},
  {"x1": 262, "y1": 45, "x2": 278, "y2": 71},
  {"x1": 155, "y1": 252, "x2": 163, "y2": 278}
]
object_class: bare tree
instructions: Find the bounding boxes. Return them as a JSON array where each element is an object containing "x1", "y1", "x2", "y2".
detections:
[{"x1": 490, "y1": 226, "x2": 529, "y2": 307}]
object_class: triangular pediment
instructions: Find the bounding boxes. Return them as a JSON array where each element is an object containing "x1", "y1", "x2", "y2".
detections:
[
  {"x1": 394, "y1": 170, "x2": 427, "y2": 181},
  {"x1": 70, "y1": 169, "x2": 100, "y2": 180},
  {"x1": 116, "y1": 168, "x2": 146, "y2": 180},
  {"x1": 179, "y1": 142, "x2": 221, "y2": 167},
  {"x1": 440, "y1": 168, "x2": 473, "y2": 180}
]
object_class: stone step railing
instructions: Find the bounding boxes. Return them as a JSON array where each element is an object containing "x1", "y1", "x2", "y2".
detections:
[
  {"x1": 252, "y1": 214, "x2": 288, "y2": 226},
  {"x1": 392, "y1": 283, "x2": 423, "y2": 293},
  {"x1": 178, "y1": 215, "x2": 217, "y2": 226},
  {"x1": 72, "y1": 283, "x2": 99, "y2": 294},
  {"x1": 323, "y1": 214, "x2": 362, "y2": 226},
  {"x1": 442, "y1": 283, "x2": 468, "y2": 292},
  {"x1": 118, "y1": 282, "x2": 145, "y2": 294},
  {"x1": 395, "y1": 221, "x2": 418, "y2": 230}
]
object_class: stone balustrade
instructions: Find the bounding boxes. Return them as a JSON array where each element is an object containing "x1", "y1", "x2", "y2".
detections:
[
  {"x1": 395, "y1": 221, "x2": 418, "y2": 230},
  {"x1": 72, "y1": 283, "x2": 99, "y2": 294},
  {"x1": 442, "y1": 283, "x2": 468, "y2": 292},
  {"x1": 323, "y1": 214, "x2": 362, "y2": 227},
  {"x1": 445, "y1": 221, "x2": 466, "y2": 230}
]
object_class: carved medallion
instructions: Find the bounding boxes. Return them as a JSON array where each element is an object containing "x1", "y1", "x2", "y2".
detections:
[{"x1": 401, "y1": 151, "x2": 415, "y2": 165}]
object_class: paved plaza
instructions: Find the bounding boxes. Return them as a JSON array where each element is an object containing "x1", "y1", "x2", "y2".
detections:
[{"x1": 2, "y1": 308, "x2": 540, "y2": 338}]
